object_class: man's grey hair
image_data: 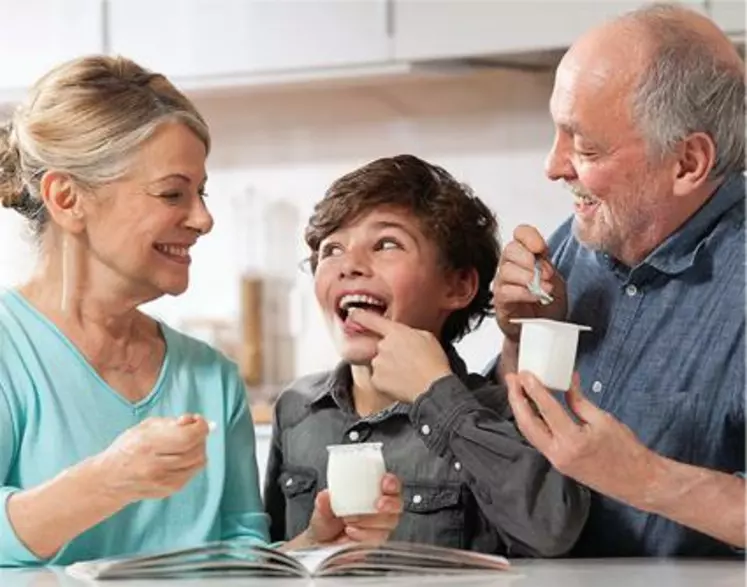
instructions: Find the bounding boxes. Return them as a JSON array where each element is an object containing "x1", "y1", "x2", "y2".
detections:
[{"x1": 627, "y1": 4, "x2": 745, "y2": 179}]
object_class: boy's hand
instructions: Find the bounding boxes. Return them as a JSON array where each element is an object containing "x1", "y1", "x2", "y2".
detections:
[
  {"x1": 304, "y1": 490, "x2": 346, "y2": 545},
  {"x1": 348, "y1": 309, "x2": 452, "y2": 403},
  {"x1": 303, "y1": 473, "x2": 402, "y2": 546},
  {"x1": 340, "y1": 473, "x2": 402, "y2": 543}
]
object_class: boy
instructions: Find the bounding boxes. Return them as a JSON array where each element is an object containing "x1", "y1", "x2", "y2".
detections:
[{"x1": 264, "y1": 155, "x2": 589, "y2": 556}]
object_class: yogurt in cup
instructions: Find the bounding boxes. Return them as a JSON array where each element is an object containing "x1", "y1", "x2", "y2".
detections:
[{"x1": 327, "y1": 442, "x2": 386, "y2": 517}]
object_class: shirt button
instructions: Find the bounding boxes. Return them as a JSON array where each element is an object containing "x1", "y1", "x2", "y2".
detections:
[
  {"x1": 625, "y1": 284, "x2": 638, "y2": 297},
  {"x1": 285, "y1": 477, "x2": 293, "y2": 487},
  {"x1": 412, "y1": 494, "x2": 423, "y2": 505},
  {"x1": 592, "y1": 381, "x2": 603, "y2": 393},
  {"x1": 454, "y1": 461, "x2": 462, "y2": 471},
  {"x1": 420, "y1": 424, "x2": 431, "y2": 436},
  {"x1": 348, "y1": 430, "x2": 360, "y2": 442}
]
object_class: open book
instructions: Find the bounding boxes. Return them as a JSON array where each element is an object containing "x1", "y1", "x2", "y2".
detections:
[{"x1": 65, "y1": 540, "x2": 510, "y2": 580}]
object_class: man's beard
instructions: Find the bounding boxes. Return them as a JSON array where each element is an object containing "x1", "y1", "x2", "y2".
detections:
[{"x1": 568, "y1": 184, "x2": 652, "y2": 263}]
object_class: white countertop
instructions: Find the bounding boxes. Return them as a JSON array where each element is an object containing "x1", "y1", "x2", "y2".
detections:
[{"x1": 1, "y1": 559, "x2": 744, "y2": 587}]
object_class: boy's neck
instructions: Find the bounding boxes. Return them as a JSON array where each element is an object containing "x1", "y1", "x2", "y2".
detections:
[{"x1": 350, "y1": 364, "x2": 397, "y2": 418}]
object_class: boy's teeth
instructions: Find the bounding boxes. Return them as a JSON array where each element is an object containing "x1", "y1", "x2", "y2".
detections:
[{"x1": 338, "y1": 293, "x2": 386, "y2": 310}]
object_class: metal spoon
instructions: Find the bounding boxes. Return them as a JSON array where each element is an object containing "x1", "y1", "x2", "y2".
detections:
[{"x1": 528, "y1": 258, "x2": 554, "y2": 306}]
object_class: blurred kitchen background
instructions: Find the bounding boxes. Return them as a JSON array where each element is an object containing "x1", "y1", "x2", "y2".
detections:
[{"x1": 0, "y1": 0, "x2": 743, "y2": 478}]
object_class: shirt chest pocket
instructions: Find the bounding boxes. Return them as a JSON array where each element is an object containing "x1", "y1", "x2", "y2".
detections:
[
  {"x1": 394, "y1": 483, "x2": 466, "y2": 549},
  {"x1": 279, "y1": 467, "x2": 318, "y2": 541}
]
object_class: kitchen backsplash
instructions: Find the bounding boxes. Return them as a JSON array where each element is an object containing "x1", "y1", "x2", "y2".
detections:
[{"x1": 0, "y1": 67, "x2": 573, "y2": 385}]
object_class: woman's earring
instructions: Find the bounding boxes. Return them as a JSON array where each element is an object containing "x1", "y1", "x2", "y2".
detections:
[{"x1": 60, "y1": 233, "x2": 73, "y2": 313}]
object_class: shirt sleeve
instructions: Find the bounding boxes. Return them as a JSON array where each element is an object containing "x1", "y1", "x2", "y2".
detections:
[
  {"x1": 410, "y1": 374, "x2": 590, "y2": 557},
  {"x1": 0, "y1": 384, "x2": 45, "y2": 567},
  {"x1": 262, "y1": 401, "x2": 287, "y2": 542},
  {"x1": 219, "y1": 372, "x2": 270, "y2": 544}
]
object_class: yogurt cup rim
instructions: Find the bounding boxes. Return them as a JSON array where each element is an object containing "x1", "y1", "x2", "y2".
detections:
[
  {"x1": 510, "y1": 318, "x2": 591, "y2": 331},
  {"x1": 327, "y1": 442, "x2": 383, "y2": 452}
]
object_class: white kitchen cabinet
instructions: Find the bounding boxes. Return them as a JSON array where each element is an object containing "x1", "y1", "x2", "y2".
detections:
[
  {"x1": 393, "y1": 0, "x2": 705, "y2": 61},
  {"x1": 708, "y1": 0, "x2": 745, "y2": 36},
  {"x1": 107, "y1": 0, "x2": 391, "y2": 80},
  {"x1": 0, "y1": 0, "x2": 103, "y2": 91}
]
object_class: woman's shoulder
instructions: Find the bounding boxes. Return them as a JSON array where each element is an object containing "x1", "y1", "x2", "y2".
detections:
[{"x1": 0, "y1": 290, "x2": 30, "y2": 359}]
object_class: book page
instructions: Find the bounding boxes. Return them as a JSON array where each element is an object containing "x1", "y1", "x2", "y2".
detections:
[
  {"x1": 286, "y1": 544, "x2": 352, "y2": 575},
  {"x1": 317, "y1": 542, "x2": 510, "y2": 576},
  {"x1": 65, "y1": 541, "x2": 306, "y2": 580}
]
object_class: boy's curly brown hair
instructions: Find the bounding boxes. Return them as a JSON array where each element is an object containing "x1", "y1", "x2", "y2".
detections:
[{"x1": 305, "y1": 154, "x2": 500, "y2": 344}]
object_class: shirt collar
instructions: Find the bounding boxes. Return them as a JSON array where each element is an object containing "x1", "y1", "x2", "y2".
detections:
[
  {"x1": 600, "y1": 173, "x2": 744, "y2": 277},
  {"x1": 307, "y1": 342, "x2": 469, "y2": 414}
]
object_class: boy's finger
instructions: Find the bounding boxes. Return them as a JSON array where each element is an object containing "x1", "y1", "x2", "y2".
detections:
[
  {"x1": 348, "y1": 309, "x2": 396, "y2": 336},
  {"x1": 314, "y1": 490, "x2": 337, "y2": 520},
  {"x1": 380, "y1": 472, "x2": 401, "y2": 495},
  {"x1": 375, "y1": 496, "x2": 402, "y2": 514},
  {"x1": 344, "y1": 525, "x2": 388, "y2": 543},
  {"x1": 343, "y1": 514, "x2": 399, "y2": 531}
]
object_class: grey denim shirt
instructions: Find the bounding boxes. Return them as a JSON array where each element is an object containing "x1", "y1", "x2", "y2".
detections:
[{"x1": 263, "y1": 348, "x2": 589, "y2": 557}]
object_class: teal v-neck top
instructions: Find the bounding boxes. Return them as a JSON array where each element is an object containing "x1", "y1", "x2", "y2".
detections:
[{"x1": 0, "y1": 290, "x2": 269, "y2": 566}]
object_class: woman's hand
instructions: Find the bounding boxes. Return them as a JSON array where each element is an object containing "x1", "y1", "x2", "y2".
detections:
[
  {"x1": 93, "y1": 414, "x2": 211, "y2": 505},
  {"x1": 296, "y1": 473, "x2": 403, "y2": 547}
]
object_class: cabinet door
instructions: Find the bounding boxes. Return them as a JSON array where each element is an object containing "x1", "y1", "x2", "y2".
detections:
[
  {"x1": 708, "y1": 0, "x2": 745, "y2": 35},
  {"x1": 393, "y1": 0, "x2": 705, "y2": 61},
  {"x1": 239, "y1": 0, "x2": 391, "y2": 72},
  {"x1": 0, "y1": 0, "x2": 103, "y2": 90},
  {"x1": 108, "y1": 0, "x2": 391, "y2": 80}
]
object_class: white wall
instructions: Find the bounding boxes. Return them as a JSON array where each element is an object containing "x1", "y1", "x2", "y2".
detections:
[{"x1": 0, "y1": 67, "x2": 573, "y2": 378}]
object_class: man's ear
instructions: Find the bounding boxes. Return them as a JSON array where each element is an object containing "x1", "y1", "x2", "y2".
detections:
[
  {"x1": 442, "y1": 267, "x2": 479, "y2": 312},
  {"x1": 672, "y1": 132, "x2": 716, "y2": 198}
]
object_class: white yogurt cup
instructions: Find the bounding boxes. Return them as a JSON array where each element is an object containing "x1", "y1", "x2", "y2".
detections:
[
  {"x1": 511, "y1": 318, "x2": 591, "y2": 391},
  {"x1": 326, "y1": 442, "x2": 386, "y2": 517}
]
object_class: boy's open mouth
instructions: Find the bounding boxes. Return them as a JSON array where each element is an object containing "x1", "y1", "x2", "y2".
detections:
[{"x1": 337, "y1": 293, "x2": 388, "y2": 322}]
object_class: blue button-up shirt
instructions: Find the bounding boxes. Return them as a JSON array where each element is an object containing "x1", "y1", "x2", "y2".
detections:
[{"x1": 546, "y1": 173, "x2": 745, "y2": 556}]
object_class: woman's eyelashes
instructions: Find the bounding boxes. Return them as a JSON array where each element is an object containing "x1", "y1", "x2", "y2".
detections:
[{"x1": 157, "y1": 189, "x2": 209, "y2": 202}]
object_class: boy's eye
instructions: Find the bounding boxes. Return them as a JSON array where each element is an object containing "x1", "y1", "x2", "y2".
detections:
[
  {"x1": 375, "y1": 237, "x2": 402, "y2": 251},
  {"x1": 319, "y1": 243, "x2": 343, "y2": 259}
]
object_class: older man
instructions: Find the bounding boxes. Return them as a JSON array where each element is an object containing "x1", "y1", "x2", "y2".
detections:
[{"x1": 493, "y1": 4, "x2": 745, "y2": 556}]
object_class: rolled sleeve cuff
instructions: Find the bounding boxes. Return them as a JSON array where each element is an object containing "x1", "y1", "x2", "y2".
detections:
[
  {"x1": 410, "y1": 374, "x2": 486, "y2": 455},
  {"x1": 0, "y1": 487, "x2": 44, "y2": 567}
]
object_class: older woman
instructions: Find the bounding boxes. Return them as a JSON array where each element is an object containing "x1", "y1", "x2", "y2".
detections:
[{"x1": 0, "y1": 55, "x2": 401, "y2": 567}]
